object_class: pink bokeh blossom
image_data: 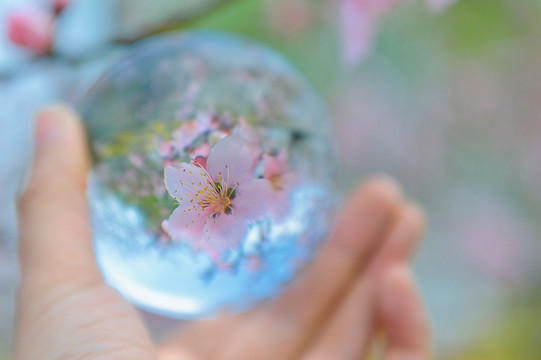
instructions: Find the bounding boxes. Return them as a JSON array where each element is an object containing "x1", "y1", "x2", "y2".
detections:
[
  {"x1": 340, "y1": 0, "x2": 399, "y2": 64},
  {"x1": 189, "y1": 142, "x2": 211, "y2": 159},
  {"x1": 340, "y1": 0, "x2": 458, "y2": 64},
  {"x1": 164, "y1": 135, "x2": 273, "y2": 252},
  {"x1": 6, "y1": 5, "x2": 54, "y2": 54},
  {"x1": 171, "y1": 113, "x2": 212, "y2": 153}
]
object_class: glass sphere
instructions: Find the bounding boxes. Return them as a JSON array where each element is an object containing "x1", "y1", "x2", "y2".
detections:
[{"x1": 79, "y1": 30, "x2": 338, "y2": 319}]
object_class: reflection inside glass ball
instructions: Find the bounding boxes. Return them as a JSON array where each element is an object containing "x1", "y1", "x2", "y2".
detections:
[{"x1": 81, "y1": 31, "x2": 338, "y2": 318}]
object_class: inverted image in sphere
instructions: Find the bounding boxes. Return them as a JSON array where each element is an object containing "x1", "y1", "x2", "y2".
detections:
[{"x1": 79, "y1": 30, "x2": 338, "y2": 319}]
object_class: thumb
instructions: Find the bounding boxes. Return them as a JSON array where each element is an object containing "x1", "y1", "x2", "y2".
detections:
[
  {"x1": 17, "y1": 104, "x2": 102, "y2": 293},
  {"x1": 15, "y1": 105, "x2": 156, "y2": 360}
]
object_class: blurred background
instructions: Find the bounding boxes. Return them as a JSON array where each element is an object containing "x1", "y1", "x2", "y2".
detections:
[{"x1": 1, "y1": 0, "x2": 541, "y2": 358}]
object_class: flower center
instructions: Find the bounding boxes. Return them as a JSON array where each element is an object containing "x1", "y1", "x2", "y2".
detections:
[
  {"x1": 194, "y1": 175, "x2": 237, "y2": 219},
  {"x1": 213, "y1": 182, "x2": 236, "y2": 215}
]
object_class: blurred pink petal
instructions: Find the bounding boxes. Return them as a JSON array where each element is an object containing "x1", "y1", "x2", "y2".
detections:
[
  {"x1": 340, "y1": 0, "x2": 400, "y2": 64},
  {"x1": 6, "y1": 5, "x2": 54, "y2": 54},
  {"x1": 158, "y1": 141, "x2": 174, "y2": 157},
  {"x1": 234, "y1": 117, "x2": 263, "y2": 168},
  {"x1": 190, "y1": 142, "x2": 211, "y2": 159},
  {"x1": 236, "y1": 117, "x2": 260, "y2": 146},
  {"x1": 172, "y1": 113, "x2": 212, "y2": 152},
  {"x1": 263, "y1": 152, "x2": 287, "y2": 180},
  {"x1": 233, "y1": 179, "x2": 274, "y2": 221},
  {"x1": 204, "y1": 212, "x2": 249, "y2": 252}
]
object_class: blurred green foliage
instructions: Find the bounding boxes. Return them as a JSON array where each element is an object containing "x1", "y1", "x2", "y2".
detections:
[{"x1": 442, "y1": 299, "x2": 541, "y2": 359}]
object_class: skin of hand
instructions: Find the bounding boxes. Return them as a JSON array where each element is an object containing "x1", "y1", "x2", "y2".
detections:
[{"x1": 15, "y1": 105, "x2": 431, "y2": 360}]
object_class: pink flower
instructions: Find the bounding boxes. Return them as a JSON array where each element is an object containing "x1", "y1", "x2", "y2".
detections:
[
  {"x1": 164, "y1": 135, "x2": 273, "y2": 252},
  {"x1": 6, "y1": 5, "x2": 54, "y2": 54}
]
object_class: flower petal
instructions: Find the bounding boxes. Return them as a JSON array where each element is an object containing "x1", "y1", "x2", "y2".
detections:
[
  {"x1": 165, "y1": 164, "x2": 216, "y2": 237},
  {"x1": 205, "y1": 214, "x2": 249, "y2": 252},
  {"x1": 206, "y1": 135, "x2": 253, "y2": 186},
  {"x1": 233, "y1": 178, "x2": 274, "y2": 221},
  {"x1": 263, "y1": 152, "x2": 288, "y2": 179},
  {"x1": 165, "y1": 203, "x2": 206, "y2": 238},
  {"x1": 164, "y1": 164, "x2": 212, "y2": 199},
  {"x1": 340, "y1": 0, "x2": 378, "y2": 64},
  {"x1": 340, "y1": 0, "x2": 400, "y2": 64},
  {"x1": 269, "y1": 189, "x2": 292, "y2": 221}
]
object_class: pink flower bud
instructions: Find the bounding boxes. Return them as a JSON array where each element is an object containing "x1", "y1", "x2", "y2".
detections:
[
  {"x1": 6, "y1": 6, "x2": 53, "y2": 54},
  {"x1": 193, "y1": 155, "x2": 208, "y2": 170}
]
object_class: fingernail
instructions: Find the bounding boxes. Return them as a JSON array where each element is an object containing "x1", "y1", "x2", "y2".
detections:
[{"x1": 35, "y1": 107, "x2": 65, "y2": 146}]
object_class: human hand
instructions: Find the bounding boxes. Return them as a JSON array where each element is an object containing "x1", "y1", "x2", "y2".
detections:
[{"x1": 15, "y1": 105, "x2": 430, "y2": 359}]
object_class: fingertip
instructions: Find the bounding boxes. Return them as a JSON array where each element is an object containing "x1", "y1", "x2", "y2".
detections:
[
  {"x1": 403, "y1": 202, "x2": 426, "y2": 236},
  {"x1": 395, "y1": 202, "x2": 427, "y2": 260},
  {"x1": 359, "y1": 175, "x2": 403, "y2": 206},
  {"x1": 34, "y1": 104, "x2": 84, "y2": 144},
  {"x1": 350, "y1": 175, "x2": 404, "y2": 229},
  {"x1": 341, "y1": 175, "x2": 404, "y2": 226},
  {"x1": 22, "y1": 103, "x2": 89, "y2": 202},
  {"x1": 38, "y1": 104, "x2": 81, "y2": 122},
  {"x1": 332, "y1": 176, "x2": 405, "y2": 257},
  {"x1": 25, "y1": 104, "x2": 89, "y2": 195}
]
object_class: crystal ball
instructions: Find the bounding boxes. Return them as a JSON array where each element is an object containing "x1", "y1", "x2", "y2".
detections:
[{"x1": 79, "y1": 30, "x2": 338, "y2": 319}]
